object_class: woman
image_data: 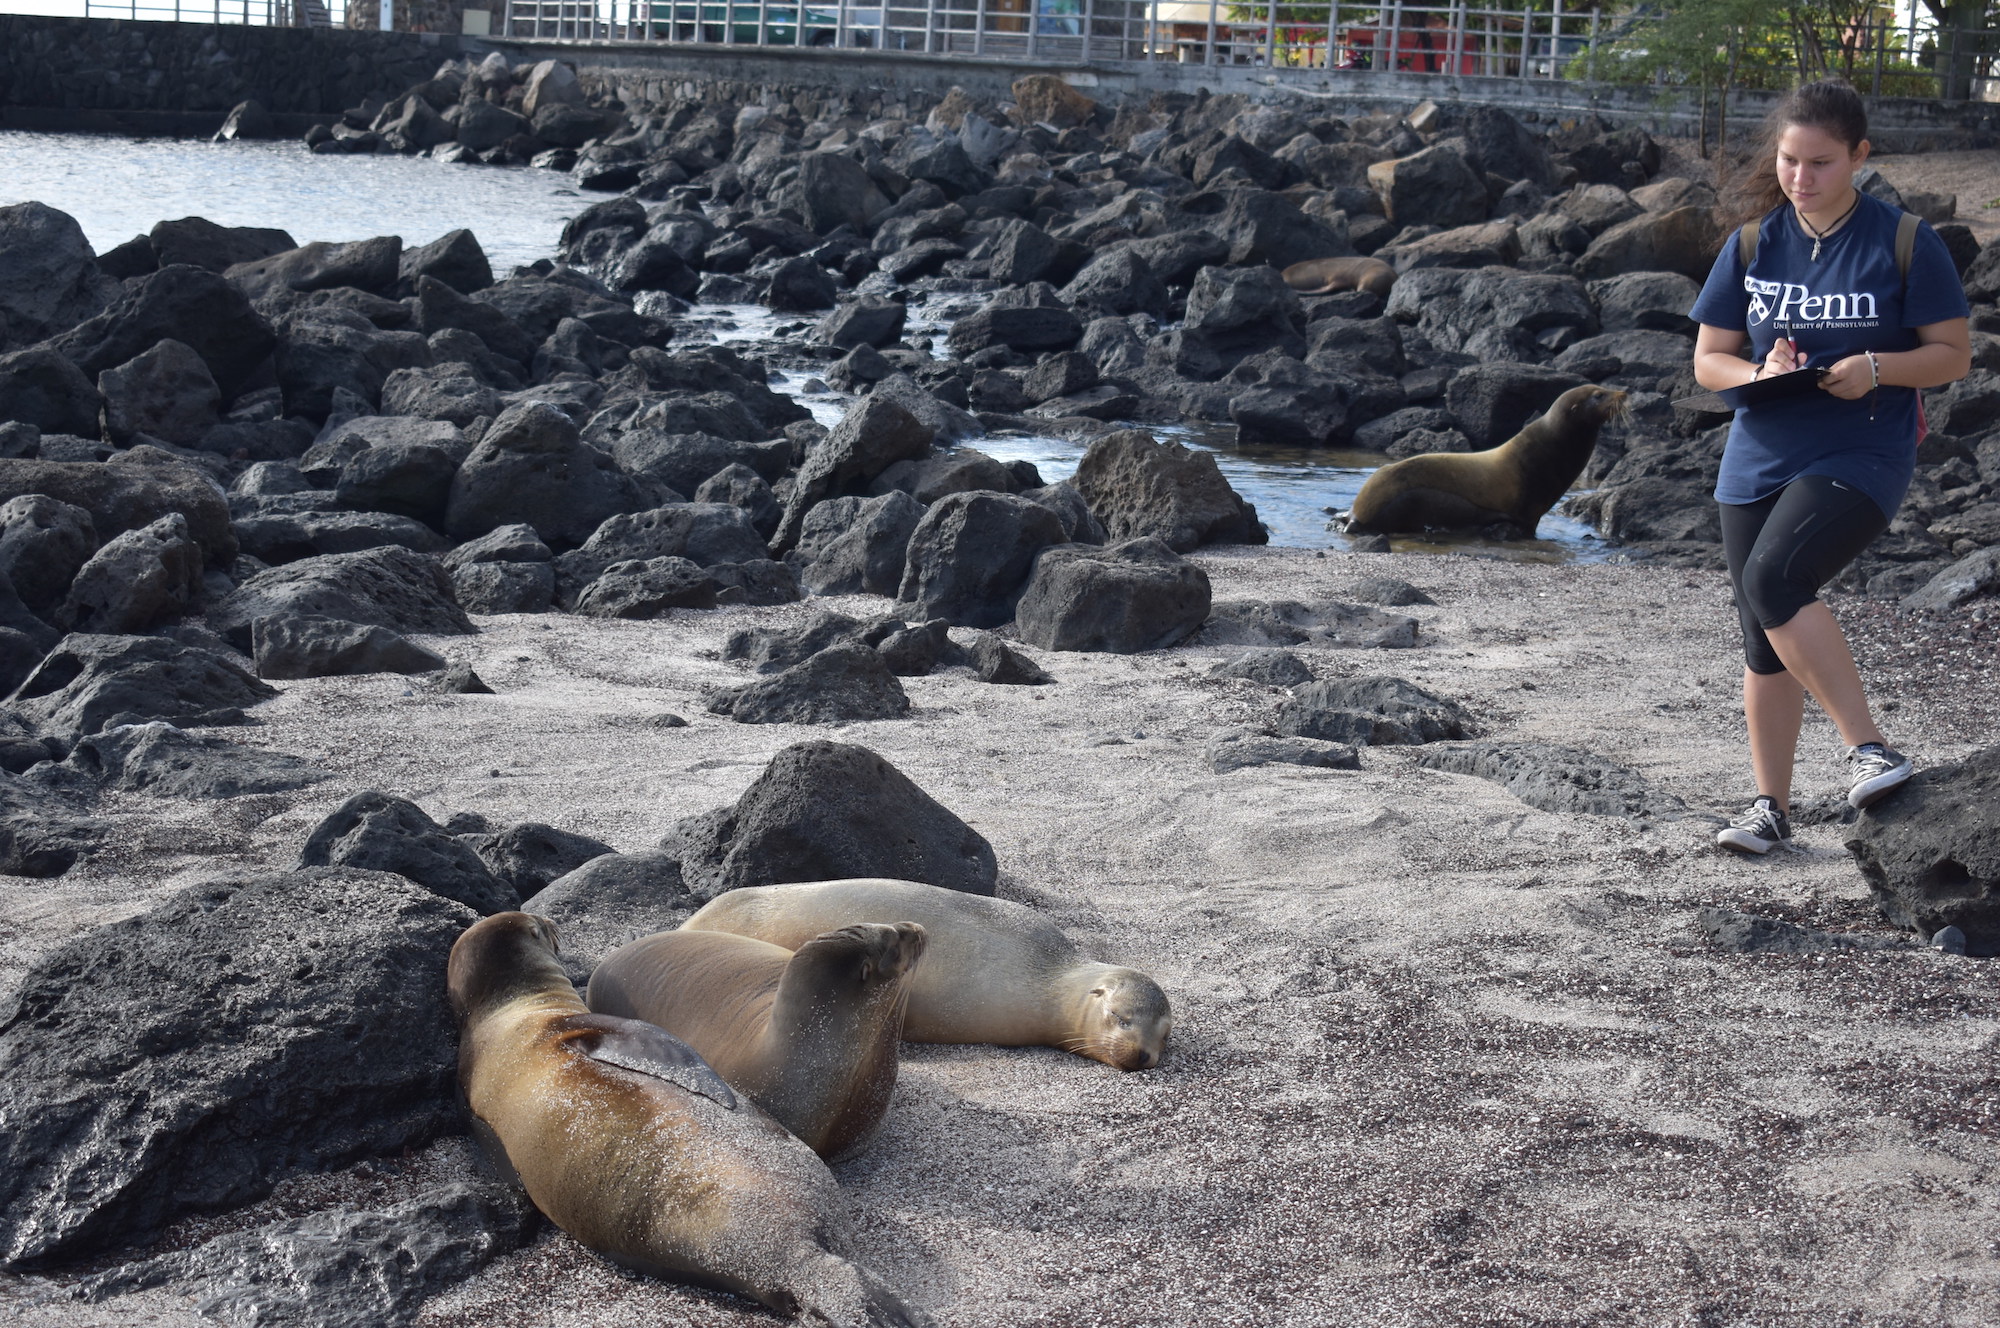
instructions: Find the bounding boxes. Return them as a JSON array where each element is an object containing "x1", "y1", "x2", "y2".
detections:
[{"x1": 1690, "y1": 79, "x2": 1971, "y2": 854}]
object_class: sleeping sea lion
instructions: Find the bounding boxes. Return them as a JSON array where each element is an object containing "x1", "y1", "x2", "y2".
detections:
[
  {"x1": 448, "y1": 912, "x2": 926, "y2": 1327},
  {"x1": 1282, "y1": 255, "x2": 1398, "y2": 297},
  {"x1": 681, "y1": 878, "x2": 1171, "y2": 1072},
  {"x1": 587, "y1": 922, "x2": 926, "y2": 1161},
  {"x1": 1346, "y1": 384, "x2": 1628, "y2": 536}
]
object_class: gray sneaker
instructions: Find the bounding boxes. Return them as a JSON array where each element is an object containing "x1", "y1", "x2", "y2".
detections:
[
  {"x1": 1717, "y1": 796, "x2": 1793, "y2": 855},
  {"x1": 1846, "y1": 743, "x2": 1913, "y2": 810}
]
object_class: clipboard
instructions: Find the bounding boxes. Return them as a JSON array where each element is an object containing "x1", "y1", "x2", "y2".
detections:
[{"x1": 1674, "y1": 367, "x2": 1829, "y2": 414}]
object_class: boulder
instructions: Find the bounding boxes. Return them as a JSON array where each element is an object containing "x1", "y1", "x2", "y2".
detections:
[
  {"x1": 522, "y1": 850, "x2": 698, "y2": 971},
  {"x1": 1014, "y1": 537, "x2": 1211, "y2": 653},
  {"x1": 966, "y1": 631, "x2": 1053, "y2": 685},
  {"x1": 380, "y1": 363, "x2": 503, "y2": 427},
  {"x1": 1589, "y1": 271, "x2": 1702, "y2": 335},
  {"x1": 764, "y1": 256, "x2": 839, "y2": 313},
  {"x1": 299, "y1": 790, "x2": 517, "y2": 915},
  {"x1": 444, "y1": 401, "x2": 664, "y2": 548},
  {"x1": 522, "y1": 59, "x2": 586, "y2": 118},
  {"x1": 51, "y1": 264, "x2": 275, "y2": 396},
  {"x1": 817, "y1": 296, "x2": 908, "y2": 350},
  {"x1": 1416, "y1": 741, "x2": 1688, "y2": 821},
  {"x1": 225, "y1": 237, "x2": 404, "y2": 305},
  {"x1": 57, "y1": 512, "x2": 203, "y2": 634},
  {"x1": 46, "y1": 721, "x2": 327, "y2": 799},
  {"x1": 410, "y1": 276, "x2": 536, "y2": 365},
  {"x1": 786, "y1": 490, "x2": 925, "y2": 596},
  {"x1": 337, "y1": 441, "x2": 459, "y2": 528},
  {"x1": 556, "y1": 504, "x2": 769, "y2": 596},
  {"x1": 1201, "y1": 599, "x2": 1420, "y2": 649},
  {"x1": 1367, "y1": 143, "x2": 1488, "y2": 229},
  {"x1": 710, "y1": 644, "x2": 911, "y2": 725},
  {"x1": 1011, "y1": 74, "x2": 1096, "y2": 128},
  {"x1": 0, "y1": 868, "x2": 473, "y2": 1269},
  {"x1": 770, "y1": 395, "x2": 934, "y2": 555},
  {"x1": 1206, "y1": 727, "x2": 1360, "y2": 775},
  {"x1": 1274, "y1": 675, "x2": 1472, "y2": 746},
  {"x1": 209, "y1": 545, "x2": 473, "y2": 653},
  {"x1": 694, "y1": 463, "x2": 782, "y2": 541},
  {"x1": 398, "y1": 229, "x2": 493, "y2": 296},
  {"x1": 81, "y1": 1181, "x2": 537, "y2": 1328},
  {"x1": 610, "y1": 430, "x2": 788, "y2": 497},
  {"x1": 0, "y1": 346, "x2": 101, "y2": 437},
  {"x1": 1211, "y1": 648, "x2": 1314, "y2": 687},
  {"x1": 457, "y1": 98, "x2": 530, "y2": 154},
  {"x1": 9, "y1": 634, "x2": 276, "y2": 740},
  {"x1": 897, "y1": 490, "x2": 1069, "y2": 629},
  {"x1": 987, "y1": 220, "x2": 1058, "y2": 285},
  {"x1": 253, "y1": 614, "x2": 447, "y2": 680},
  {"x1": 1071, "y1": 430, "x2": 1266, "y2": 552},
  {"x1": 792, "y1": 153, "x2": 892, "y2": 235},
  {"x1": 0, "y1": 446, "x2": 240, "y2": 568},
  {"x1": 1846, "y1": 745, "x2": 2000, "y2": 952},
  {"x1": 1445, "y1": 363, "x2": 1591, "y2": 447},
  {"x1": 945, "y1": 304, "x2": 1083, "y2": 357},
  {"x1": 96, "y1": 338, "x2": 221, "y2": 446},
  {"x1": 570, "y1": 557, "x2": 717, "y2": 618},
  {"x1": 467, "y1": 822, "x2": 615, "y2": 900},
  {"x1": 451, "y1": 560, "x2": 556, "y2": 615},
  {"x1": 0, "y1": 201, "x2": 115, "y2": 352},
  {"x1": 148, "y1": 217, "x2": 294, "y2": 273},
  {"x1": 1575, "y1": 207, "x2": 1720, "y2": 282},
  {"x1": 665, "y1": 739, "x2": 997, "y2": 899},
  {"x1": 0, "y1": 493, "x2": 97, "y2": 615},
  {"x1": 1903, "y1": 547, "x2": 2000, "y2": 611}
]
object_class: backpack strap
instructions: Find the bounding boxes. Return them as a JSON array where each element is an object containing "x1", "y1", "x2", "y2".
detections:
[
  {"x1": 1738, "y1": 219, "x2": 1759, "y2": 270},
  {"x1": 1895, "y1": 210, "x2": 1919, "y2": 297}
]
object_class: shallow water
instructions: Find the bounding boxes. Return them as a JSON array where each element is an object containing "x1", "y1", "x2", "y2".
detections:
[
  {"x1": 2, "y1": 131, "x2": 1610, "y2": 558},
  {"x1": 0, "y1": 131, "x2": 587, "y2": 274}
]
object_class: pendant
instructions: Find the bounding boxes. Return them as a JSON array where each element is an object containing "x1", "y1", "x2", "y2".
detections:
[{"x1": 1811, "y1": 237, "x2": 1822, "y2": 261}]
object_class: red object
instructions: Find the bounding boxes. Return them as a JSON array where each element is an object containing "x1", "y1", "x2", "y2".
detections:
[{"x1": 1342, "y1": 24, "x2": 1479, "y2": 74}]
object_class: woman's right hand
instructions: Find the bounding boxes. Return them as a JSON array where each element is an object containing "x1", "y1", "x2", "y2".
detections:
[{"x1": 1761, "y1": 336, "x2": 1798, "y2": 379}]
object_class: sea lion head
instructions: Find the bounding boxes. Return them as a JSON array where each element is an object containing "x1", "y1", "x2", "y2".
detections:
[
  {"x1": 1548, "y1": 383, "x2": 1628, "y2": 432},
  {"x1": 1073, "y1": 966, "x2": 1173, "y2": 1071},
  {"x1": 448, "y1": 911, "x2": 568, "y2": 1023}
]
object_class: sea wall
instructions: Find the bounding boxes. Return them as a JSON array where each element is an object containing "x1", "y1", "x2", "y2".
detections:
[
  {"x1": 0, "y1": 16, "x2": 487, "y2": 132},
  {"x1": 0, "y1": 14, "x2": 1994, "y2": 151}
]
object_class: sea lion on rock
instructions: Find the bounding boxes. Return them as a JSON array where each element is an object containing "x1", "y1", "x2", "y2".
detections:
[
  {"x1": 587, "y1": 922, "x2": 926, "y2": 1161},
  {"x1": 448, "y1": 912, "x2": 926, "y2": 1327},
  {"x1": 682, "y1": 879, "x2": 1171, "y2": 1071},
  {"x1": 1346, "y1": 384, "x2": 1628, "y2": 537},
  {"x1": 1282, "y1": 256, "x2": 1398, "y2": 297}
]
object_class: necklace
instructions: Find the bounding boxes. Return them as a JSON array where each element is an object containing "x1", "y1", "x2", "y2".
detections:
[{"x1": 1800, "y1": 191, "x2": 1861, "y2": 261}]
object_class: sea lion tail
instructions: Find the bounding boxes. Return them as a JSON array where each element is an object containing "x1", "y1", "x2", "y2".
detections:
[{"x1": 793, "y1": 1251, "x2": 931, "y2": 1328}]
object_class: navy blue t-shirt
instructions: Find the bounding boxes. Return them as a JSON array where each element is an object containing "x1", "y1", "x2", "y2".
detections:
[{"x1": 1689, "y1": 192, "x2": 1969, "y2": 519}]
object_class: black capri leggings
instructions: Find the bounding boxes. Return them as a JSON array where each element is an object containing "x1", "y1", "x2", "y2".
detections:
[{"x1": 1719, "y1": 474, "x2": 1889, "y2": 676}]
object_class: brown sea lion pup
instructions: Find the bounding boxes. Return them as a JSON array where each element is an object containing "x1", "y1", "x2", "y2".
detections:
[
  {"x1": 1282, "y1": 255, "x2": 1398, "y2": 296},
  {"x1": 587, "y1": 923, "x2": 926, "y2": 1162},
  {"x1": 1346, "y1": 384, "x2": 1629, "y2": 536},
  {"x1": 448, "y1": 912, "x2": 928, "y2": 1328},
  {"x1": 682, "y1": 878, "x2": 1171, "y2": 1072}
]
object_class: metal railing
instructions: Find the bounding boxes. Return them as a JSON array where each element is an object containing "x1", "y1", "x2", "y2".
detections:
[
  {"x1": 495, "y1": 1, "x2": 1998, "y2": 101},
  {"x1": 498, "y1": 0, "x2": 1610, "y2": 74},
  {"x1": 79, "y1": 0, "x2": 347, "y2": 24}
]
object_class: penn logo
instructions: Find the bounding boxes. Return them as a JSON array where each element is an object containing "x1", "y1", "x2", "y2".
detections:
[{"x1": 1745, "y1": 277, "x2": 1878, "y2": 325}]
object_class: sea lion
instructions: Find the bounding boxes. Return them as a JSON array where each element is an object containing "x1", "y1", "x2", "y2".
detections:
[
  {"x1": 587, "y1": 922, "x2": 926, "y2": 1161},
  {"x1": 1282, "y1": 255, "x2": 1398, "y2": 297},
  {"x1": 682, "y1": 878, "x2": 1171, "y2": 1071},
  {"x1": 448, "y1": 912, "x2": 926, "y2": 1327},
  {"x1": 1345, "y1": 384, "x2": 1628, "y2": 536}
]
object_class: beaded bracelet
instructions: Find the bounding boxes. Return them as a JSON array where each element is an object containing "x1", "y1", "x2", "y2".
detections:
[{"x1": 1866, "y1": 351, "x2": 1880, "y2": 421}]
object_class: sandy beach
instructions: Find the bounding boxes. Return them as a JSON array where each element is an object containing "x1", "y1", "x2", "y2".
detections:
[{"x1": 3, "y1": 541, "x2": 1995, "y2": 1327}]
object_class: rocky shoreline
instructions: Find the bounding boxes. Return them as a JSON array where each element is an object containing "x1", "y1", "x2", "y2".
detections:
[{"x1": 0, "y1": 56, "x2": 1997, "y2": 1328}]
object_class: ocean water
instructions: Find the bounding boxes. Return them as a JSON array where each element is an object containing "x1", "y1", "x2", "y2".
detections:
[{"x1": 0, "y1": 129, "x2": 1608, "y2": 558}]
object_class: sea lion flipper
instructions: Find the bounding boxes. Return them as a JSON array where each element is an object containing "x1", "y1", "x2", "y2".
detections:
[{"x1": 565, "y1": 1013, "x2": 740, "y2": 1110}]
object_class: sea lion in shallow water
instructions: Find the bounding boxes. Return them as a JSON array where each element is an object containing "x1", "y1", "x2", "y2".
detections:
[
  {"x1": 448, "y1": 912, "x2": 926, "y2": 1327},
  {"x1": 1282, "y1": 256, "x2": 1398, "y2": 297},
  {"x1": 682, "y1": 879, "x2": 1171, "y2": 1071},
  {"x1": 1346, "y1": 384, "x2": 1628, "y2": 536},
  {"x1": 587, "y1": 922, "x2": 925, "y2": 1161}
]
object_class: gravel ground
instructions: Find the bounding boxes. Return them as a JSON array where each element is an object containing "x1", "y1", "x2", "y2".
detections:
[{"x1": 2, "y1": 546, "x2": 1996, "y2": 1327}]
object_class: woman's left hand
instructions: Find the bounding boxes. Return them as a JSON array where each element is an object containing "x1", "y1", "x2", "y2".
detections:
[{"x1": 1819, "y1": 355, "x2": 1874, "y2": 400}]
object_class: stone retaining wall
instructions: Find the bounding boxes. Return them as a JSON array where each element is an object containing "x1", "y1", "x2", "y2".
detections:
[{"x1": 0, "y1": 16, "x2": 485, "y2": 118}]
